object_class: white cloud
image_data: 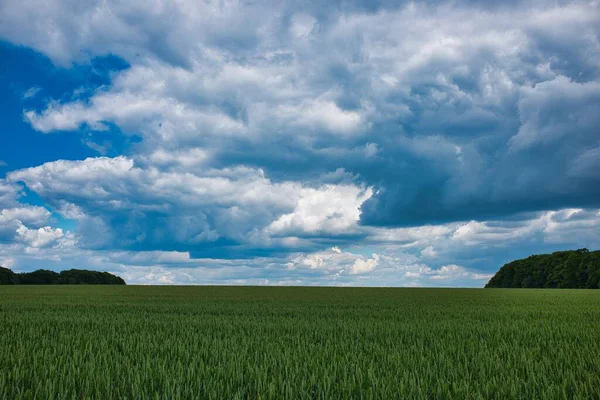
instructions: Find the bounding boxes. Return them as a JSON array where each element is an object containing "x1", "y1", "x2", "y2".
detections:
[
  {"x1": 11, "y1": 2, "x2": 599, "y2": 233},
  {"x1": 275, "y1": 246, "x2": 490, "y2": 285},
  {"x1": 55, "y1": 201, "x2": 85, "y2": 220},
  {"x1": 0, "y1": 0, "x2": 280, "y2": 67},
  {"x1": 19, "y1": 1, "x2": 596, "y2": 148},
  {"x1": 286, "y1": 247, "x2": 383, "y2": 274},
  {"x1": 0, "y1": 206, "x2": 53, "y2": 244},
  {"x1": 430, "y1": 264, "x2": 469, "y2": 280},
  {"x1": 0, "y1": 207, "x2": 51, "y2": 227},
  {"x1": 451, "y1": 220, "x2": 534, "y2": 244},
  {"x1": 22, "y1": 86, "x2": 41, "y2": 99},
  {"x1": 138, "y1": 148, "x2": 210, "y2": 169},
  {"x1": 16, "y1": 225, "x2": 65, "y2": 248},
  {"x1": 0, "y1": 256, "x2": 15, "y2": 268},
  {"x1": 8, "y1": 157, "x2": 372, "y2": 249},
  {"x1": 449, "y1": 209, "x2": 600, "y2": 246},
  {"x1": 350, "y1": 255, "x2": 379, "y2": 275},
  {"x1": 421, "y1": 245, "x2": 437, "y2": 258},
  {"x1": 267, "y1": 185, "x2": 372, "y2": 236},
  {"x1": 24, "y1": 90, "x2": 246, "y2": 138},
  {"x1": 9, "y1": 157, "x2": 292, "y2": 210},
  {"x1": 363, "y1": 208, "x2": 600, "y2": 272},
  {"x1": 274, "y1": 99, "x2": 366, "y2": 135},
  {"x1": 0, "y1": 181, "x2": 20, "y2": 208},
  {"x1": 290, "y1": 13, "x2": 317, "y2": 39}
]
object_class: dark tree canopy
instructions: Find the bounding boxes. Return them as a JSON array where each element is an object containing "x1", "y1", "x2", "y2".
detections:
[
  {"x1": 0, "y1": 267, "x2": 19, "y2": 285},
  {"x1": 485, "y1": 249, "x2": 600, "y2": 289},
  {"x1": 0, "y1": 267, "x2": 126, "y2": 285}
]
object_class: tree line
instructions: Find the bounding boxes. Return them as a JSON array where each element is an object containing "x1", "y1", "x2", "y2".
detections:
[
  {"x1": 0, "y1": 267, "x2": 126, "y2": 285},
  {"x1": 485, "y1": 249, "x2": 600, "y2": 288}
]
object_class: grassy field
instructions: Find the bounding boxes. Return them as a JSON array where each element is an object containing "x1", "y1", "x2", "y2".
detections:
[{"x1": 1, "y1": 286, "x2": 599, "y2": 399}]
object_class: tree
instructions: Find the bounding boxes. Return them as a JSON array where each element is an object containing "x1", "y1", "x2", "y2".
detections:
[
  {"x1": 19, "y1": 270, "x2": 59, "y2": 284},
  {"x1": 0, "y1": 267, "x2": 19, "y2": 284},
  {"x1": 0, "y1": 267, "x2": 126, "y2": 285},
  {"x1": 486, "y1": 249, "x2": 600, "y2": 289}
]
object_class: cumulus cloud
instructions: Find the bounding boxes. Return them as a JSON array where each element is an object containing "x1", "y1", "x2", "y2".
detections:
[
  {"x1": 13, "y1": 0, "x2": 598, "y2": 227},
  {"x1": 350, "y1": 255, "x2": 379, "y2": 275},
  {"x1": 0, "y1": 180, "x2": 74, "y2": 251},
  {"x1": 16, "y1": 225, "x2": 67, "y2": 248},
  {"x1": 8, "y1": 156, "x2": 371, "y2": 255},
  {"x1": 285, "y1": 247, "x2": 382, "y2": 275},
  {"x1": 362, "y1": 208, "x2": 600, "y2": 278},
  {"x1": 369, "y1": 208, "x2": 600, "y2": 250},
  {"x1": 284, "y1": 246, "x2": 490, "y2": 285},
  {"x1": 0, "y1": 181, "x2": 20, "y2": 208},
  {"x1": 0, "y1": 206, "x2": 53, "y2": 243},
  {"x1": 0, "y1": 207, "x2": 51, "y2": 227},
  {"x1": 0, "y1": 206, "x2": 596, "y2": 285},
  {"x1": 430, "y1": 265, "x2": 469, "y2": 280},
  {"x1": 267, "y1": 185, "x2": 372, "y2": 236}
]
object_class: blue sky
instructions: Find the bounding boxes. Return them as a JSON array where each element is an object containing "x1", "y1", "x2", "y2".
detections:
[{"x1": 0, "y1": 0, "x2": 598, "y2": 286}]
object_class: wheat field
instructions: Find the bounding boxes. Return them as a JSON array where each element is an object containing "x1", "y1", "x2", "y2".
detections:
[{"x1": 1, "y1": 286, "x2": 599, "y2": 399}]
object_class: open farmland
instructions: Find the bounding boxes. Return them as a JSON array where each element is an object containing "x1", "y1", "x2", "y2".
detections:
[{"x1": 1, "y1": 286, "x2": 599, "y2": 399}]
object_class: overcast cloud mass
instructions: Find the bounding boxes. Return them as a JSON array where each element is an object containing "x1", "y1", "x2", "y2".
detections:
[{"x1": 0, "y1": 0, "x2": 598, "y2": 285}]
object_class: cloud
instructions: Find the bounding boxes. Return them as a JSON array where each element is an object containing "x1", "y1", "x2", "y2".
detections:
[
  {"x1": 286, "y1": 247, "x2": 383, "y2": 275},
  {"x1": 0, "y1": 256, "x2": 16, "y2": 268},
  {"x1": 22, "y1": 86, "x2": 41, "y2": 100},
  {"x1": 267, "y1": 185, "x2": 372, "y2": 237},
  {"x1": 370, "y1": 208, "x2": 600, "y2": 249},
  {"x1": 285, "y1": 246, "x2": 491, "y2": 285},
  {"x1": 360, "y1": 75, "x2": 600, "y2": 225},
  {"x1": 0, "y1": 207, "x2": 51, "y2": 227},
  {"x1": 0, "y1": 206, "x2": 596, "y2": 286},
  {"x1": 16, "y1": 225, "x2": 68, "y2": 248},
  {"x1": 0, "y1": 206, "x2": 52, "y2": 243},
  {"x1": 0, "y1": 181, "x2": 20, "y2": 208},
  {"x1": 0, "y1": 181, "x2": 71, "y2": 249},
  {"x1": 420, "y1": 245, "x2": 437, "y2": 259},
  {"x1": 0, "y1": 0, "x2": 599, "y2": 286},
  {"x1": 1, "y1": 0, "x2": 263, "y2": 67},
  {"x1": 429, "y1": 265, "x2": 469, "y2": 280},
  {"x1": 350, "y1": 255, "x2": 379, "y2": 275},
  {"x1": 362, "y1": 208, "x2": 600, "y2": 279},
  {"x1": 8, "y1": 156, "x2": 370, "y2": 255},
  {"x1": 510, "y1": 77, "x2": 600, "y2": 151},
  {"x1": 14, "y1": 0, "x2": 600, "y2": 228}
]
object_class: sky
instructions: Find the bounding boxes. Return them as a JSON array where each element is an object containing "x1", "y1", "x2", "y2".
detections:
[{"x1": 0, "y1": 0, "x2": 599, "y2": 286}]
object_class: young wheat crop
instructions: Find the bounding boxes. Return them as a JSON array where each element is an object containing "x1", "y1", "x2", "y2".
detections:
[{"x1": 1, "y1": 286, "x2": 599, "y2": 399}]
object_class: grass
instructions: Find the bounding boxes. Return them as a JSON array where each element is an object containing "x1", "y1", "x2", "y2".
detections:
[{"x1": 1, "y1": 286, "x2": 599, "y2": 399}]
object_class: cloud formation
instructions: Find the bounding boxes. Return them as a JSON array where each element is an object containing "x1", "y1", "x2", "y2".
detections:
[
  {"x1": 12, "y1": 0, "x2": 600, "y2": 227},
  {"x1": 0, "y1": 0, "x2": 599, "y2": 285},
  {"x1": 8, "y1": 157, "x2": 370, "y2": 256}
]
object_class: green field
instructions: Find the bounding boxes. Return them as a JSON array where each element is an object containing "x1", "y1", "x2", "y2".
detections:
[{"x1": 1, "y1": 286, "x2": 599, "y2": 399}]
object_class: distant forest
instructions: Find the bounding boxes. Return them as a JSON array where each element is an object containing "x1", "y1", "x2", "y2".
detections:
[
  {"x1": 0, "y1": 267, "x2": 126, "y2": 285},
  {"x1": 485, "y1": 249, "x2": 600, "y2": 289}
]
